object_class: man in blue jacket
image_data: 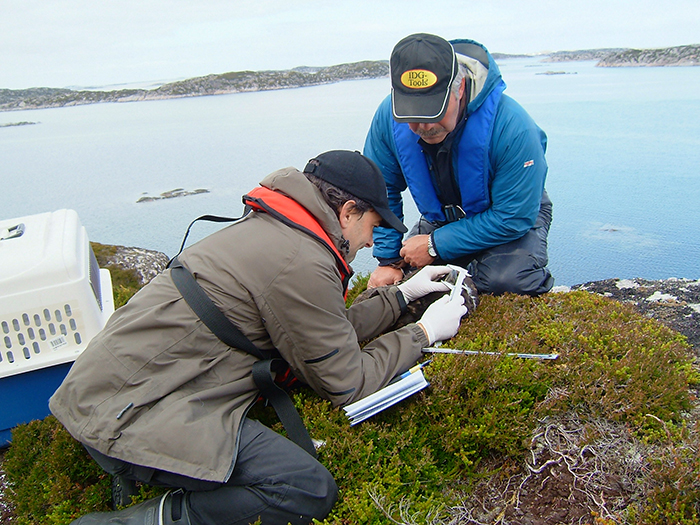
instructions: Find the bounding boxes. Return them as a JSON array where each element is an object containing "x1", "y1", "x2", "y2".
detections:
[{"x1": 364, "y1": 33, "x2": 554, "y2": 295}]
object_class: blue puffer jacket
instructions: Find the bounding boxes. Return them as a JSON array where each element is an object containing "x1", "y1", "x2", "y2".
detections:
[{"x1": 363, "y1": 39, "x2": 549, "y2": 261}]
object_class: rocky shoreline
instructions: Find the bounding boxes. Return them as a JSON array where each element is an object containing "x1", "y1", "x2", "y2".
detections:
[{"x1": 99, "y1": 245, "x2": 170, "y2": 285}]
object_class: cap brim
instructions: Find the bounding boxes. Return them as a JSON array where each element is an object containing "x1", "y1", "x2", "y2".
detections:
[
  {"x1": 375, "y1": 206, "x2": 408, "y2": 233},
  {"x1": 392, "y1": 88, "x2": 450, "y2": 123}
]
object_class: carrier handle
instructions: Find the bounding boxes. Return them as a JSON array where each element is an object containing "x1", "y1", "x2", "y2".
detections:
[{"x1": 0, "y1": 223, "x2": 24, "y2": 241}]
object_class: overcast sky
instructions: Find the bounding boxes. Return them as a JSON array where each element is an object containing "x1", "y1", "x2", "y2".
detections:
[{"x1": 2, "y1": 0, "x2": 699, "y2": 90}]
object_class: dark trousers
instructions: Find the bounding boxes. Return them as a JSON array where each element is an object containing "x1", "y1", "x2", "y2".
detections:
[
  {"x1": 85, "y1": 418, "x2": 337, "y2": 525},
  {"x1": 410, "y1": 192, "x2": 554, "y2": 296}
]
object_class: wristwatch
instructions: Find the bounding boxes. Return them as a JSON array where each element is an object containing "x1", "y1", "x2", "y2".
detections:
[{"x1": 427, "y1": 234, "x2": 437, "y2": 258}]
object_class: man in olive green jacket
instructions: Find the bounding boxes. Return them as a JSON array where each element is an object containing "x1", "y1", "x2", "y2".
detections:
[{"x1": 50, "y1": 150, "x2": 468, "y2": 525}]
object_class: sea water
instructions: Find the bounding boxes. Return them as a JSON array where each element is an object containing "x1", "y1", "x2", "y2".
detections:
[{"x1": 1, "y1": 59, "x2": 699, "y2": 286}]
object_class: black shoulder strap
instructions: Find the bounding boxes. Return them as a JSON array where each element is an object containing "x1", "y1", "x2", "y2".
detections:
[
  {"x1": 171, "y1": 212, "x2": 251, "y2": 263},
  {"x1": 251, "y1": 359, "x2": 318, "y2": 456},
  {"x1": 169, "y1": 257, "x2": 317, "y2": 457},
  {"x1": 170, "y1": 257, "x2": 265, "y2": 359}
]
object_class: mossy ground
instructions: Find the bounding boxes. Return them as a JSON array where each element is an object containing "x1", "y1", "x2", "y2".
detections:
[{"x1": 2, "y1": 273, "x2": 698, "y2": 525}]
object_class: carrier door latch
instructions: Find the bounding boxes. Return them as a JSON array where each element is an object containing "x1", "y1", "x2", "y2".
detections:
[{"x1": 0, "y1": 223, "x2": 25, "y2": 241}]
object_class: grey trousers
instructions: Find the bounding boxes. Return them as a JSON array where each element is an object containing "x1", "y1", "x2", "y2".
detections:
[
  {"x1": 85, "y1": 418, "x2": 337, "y2": 525},
  {"x1": 411, "y1": 192, "x2": 554, "y2": 296}
]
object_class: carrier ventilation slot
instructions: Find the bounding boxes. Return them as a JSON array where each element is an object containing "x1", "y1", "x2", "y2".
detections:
[{"x1": 1, "y1": 303, "x2": 83, "y2": 365}]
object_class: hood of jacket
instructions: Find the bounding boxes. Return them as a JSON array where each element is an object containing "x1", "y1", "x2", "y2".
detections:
[
  {"x1": 450, "y1": 39, "x2": 504, "y2": 116},
  {"x1": 257, "y1": 166, "x2": 351, "y2": 261}
]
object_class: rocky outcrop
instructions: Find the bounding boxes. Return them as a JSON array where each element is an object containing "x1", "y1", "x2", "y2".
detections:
[
  {"x1": 100, "y1": 245, "x2": 170, "y2": 286},
  {"x1": 563, "y1": 278, "x2": 700, "y2": 351},
  {"x1": 597, "y1": 44, "x2": 700, "y2": 67}
]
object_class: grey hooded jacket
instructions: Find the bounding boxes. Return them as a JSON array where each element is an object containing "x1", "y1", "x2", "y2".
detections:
[{"x1": 50, "y1": 167, "x2": 428, "y2": 482}]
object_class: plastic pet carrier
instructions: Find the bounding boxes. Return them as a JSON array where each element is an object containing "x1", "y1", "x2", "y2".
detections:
[{"x1": 0, "y1": 209, "x2": 114, "y2": 446}]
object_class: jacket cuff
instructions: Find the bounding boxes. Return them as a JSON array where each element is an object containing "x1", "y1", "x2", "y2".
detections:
[
  {"x1": 409, "y1": 323, "x2": 430, "y2": 348},
  {"x1": 377, "y1": 256, "x2": 404, "y2": 267}
]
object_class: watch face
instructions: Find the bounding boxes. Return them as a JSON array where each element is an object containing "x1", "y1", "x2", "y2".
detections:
[{"x1": 427, "y1": 237, "x2": 437, "y2": 257}]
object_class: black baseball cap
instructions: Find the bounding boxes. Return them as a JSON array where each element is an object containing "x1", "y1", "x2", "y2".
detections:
[
  {"x1": 304, "y1": 150, "x2": 407, "y2": 233},
  {"x1": 390, "y1": 33, "x2": 458, "y2": 123}
]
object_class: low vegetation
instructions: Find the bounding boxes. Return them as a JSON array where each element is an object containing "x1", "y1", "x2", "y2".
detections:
[{"x1": 2, "y1": 269, "x2": 699, "y2": 524}]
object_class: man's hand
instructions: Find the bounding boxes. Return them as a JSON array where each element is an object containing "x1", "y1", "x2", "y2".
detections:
[
  {"x1": 367, "y1": 265, "x2": 404, "y2": 289},
  {"x1": 397, "y1": 265, "x2": 451, "y2": 302},
  {"x1": 400, "y1": 235, "x2": 436, "y2": 268},
  {"x1": 417, "y1": 294, "x2": 468, "y2": 345}
]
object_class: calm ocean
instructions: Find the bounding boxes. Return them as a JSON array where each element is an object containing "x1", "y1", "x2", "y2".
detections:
[{"x1": 1, "y1": 58, "x2": 699, "y2": 286}]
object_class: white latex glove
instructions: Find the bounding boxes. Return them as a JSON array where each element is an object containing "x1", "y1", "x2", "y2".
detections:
[
  {"x1": 417, "y1": 294, "x2": 468, "y2": 345},
  {"x1": 397, "y1": 265, "x2": 451, "y2": 303}
]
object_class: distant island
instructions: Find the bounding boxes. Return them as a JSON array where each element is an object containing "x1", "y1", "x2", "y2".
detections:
[
  {"x1": 0, "y1": 61, "x2": 389, "y2": 112},
  {"x1": 596, "y1": 44, "x2": 700, "y2": 67},
  {"x1": 1, "y1": 44, "x2": 697, "y2": 112},
  {"x1": 0, "y1": 120, "x2": 38, "y2": 127},
  {"x1": 541, "y1": 48, "x2": 629, "y2": 62},
  {"x1": 535, "y1": 71, "x2": 578, "y2": 76},
  {"x1": 544, "y1": 44, "x2": 700, "y2": 67},
  {"x1": 136, "y1": 188, "x2": 209, "y2": 203}
]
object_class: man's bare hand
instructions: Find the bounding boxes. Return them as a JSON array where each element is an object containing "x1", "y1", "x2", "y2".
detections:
[
  {"x1": 400, "y1": 235, "x2": 436, "y2": 268},
  {"x1": 367, "y1": 265, "x2": 404, "y2": 289}
]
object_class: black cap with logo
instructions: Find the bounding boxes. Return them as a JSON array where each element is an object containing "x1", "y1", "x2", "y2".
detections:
[
  {"x1": 390, "y1": 33, "x2": 458, "y2": 123},
  {"x1": 304, "y1": 150, "x2": 407, "y2": 233}
]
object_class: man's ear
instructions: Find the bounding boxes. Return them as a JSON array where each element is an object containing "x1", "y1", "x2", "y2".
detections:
[{"x1": 338, "y1": 200, "x2": 357, "y2": 228}]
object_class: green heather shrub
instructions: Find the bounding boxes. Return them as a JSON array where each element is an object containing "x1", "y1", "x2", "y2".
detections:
[
  {"x1": 344, "y1": 273, "x2": 370, "y2": 307},
  {"x1": 309, "y1": 291, "x2": 698, "y2": 524},
  {"x1": 3, "y1": 416, "x2": 111, "y2": 524},
  {"x1": 3, "y1": 272, "x2": 699, "y2": 524}
]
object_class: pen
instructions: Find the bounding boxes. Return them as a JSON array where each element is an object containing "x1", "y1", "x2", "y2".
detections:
[{"x1": 396, "y1": 360, "x2": 432, "y2": 381}]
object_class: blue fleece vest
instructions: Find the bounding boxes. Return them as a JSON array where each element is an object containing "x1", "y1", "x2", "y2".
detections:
[{"x1": 391, "y1": 80, "x2": 506, "y2": 223}]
